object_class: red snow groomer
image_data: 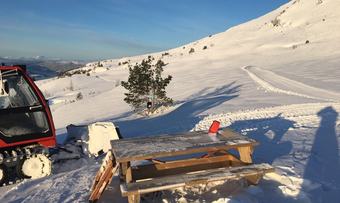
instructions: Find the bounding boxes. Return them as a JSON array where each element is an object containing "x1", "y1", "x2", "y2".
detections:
[{"x1": 0, "y1": 65, "x2": 56, "y2": 185}]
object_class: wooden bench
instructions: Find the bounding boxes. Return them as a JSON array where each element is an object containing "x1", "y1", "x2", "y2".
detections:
[
  {"x1": 121, "y1": 163, "x2": 274, "y2": 202},
  {"x1": 109, "y1": 129, "x2": 275, "y2": 203}
]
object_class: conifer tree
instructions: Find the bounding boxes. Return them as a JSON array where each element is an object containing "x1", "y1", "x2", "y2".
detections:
[{"x1": 121, "y1": 56, "x2": 173, "y2": 112}]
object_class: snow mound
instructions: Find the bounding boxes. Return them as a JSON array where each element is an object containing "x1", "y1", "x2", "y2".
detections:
[{"x1": 66, "y1": 122, "x2": 120, "y2": 157}]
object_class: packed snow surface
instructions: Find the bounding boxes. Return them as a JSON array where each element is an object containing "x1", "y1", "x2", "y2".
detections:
[{"x1": 1, "y1": 0, "x2": 340, "y2": 202}]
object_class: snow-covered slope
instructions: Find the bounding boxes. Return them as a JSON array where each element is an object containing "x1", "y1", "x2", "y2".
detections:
[
  {"x1": 35, "y1": 0, "x2": 340, "y2": 132},
  {"x1": 1, "y1": 0, "x2": 340, "y2": 202}
]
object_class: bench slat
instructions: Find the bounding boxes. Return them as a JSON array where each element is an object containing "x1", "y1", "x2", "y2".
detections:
[{"x1": 121, "y1": 163, "x2": 274, "y2": 196}]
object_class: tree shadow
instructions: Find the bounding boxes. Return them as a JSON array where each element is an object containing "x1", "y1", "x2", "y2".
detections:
[
  {"x1": 228, "y1": 114, "x2": 295, "y2": 164},
  {"x1": 113, "y1": 82, "x2": 241, "y2": 138},
  {"x1": 300, "y1": 106, "x2": 340, "y2": 202}
]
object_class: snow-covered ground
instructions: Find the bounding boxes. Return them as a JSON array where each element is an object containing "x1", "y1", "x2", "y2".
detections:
[{"x1": 1, "y1": 0, "x2": 340, "y2": 202}]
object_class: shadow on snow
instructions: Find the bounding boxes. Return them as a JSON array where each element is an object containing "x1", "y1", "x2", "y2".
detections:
[
  {"x1": 300, "y1": 106, "x2": 340, "y2": 202},
  {"x1": 110, "y1": 83, "x2": 340, "y2": 202},
  {"x1": 228, "y1": 114, "x2": 295, "y2": 164},
  {"x1": 227, "y1": 106, "x2": 340, "y2": 202},
  {"x1": 114, "y1": 82, "x2": 241, "y2": 138}
]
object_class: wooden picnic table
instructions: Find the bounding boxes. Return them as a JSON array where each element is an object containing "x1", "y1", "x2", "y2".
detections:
[
  {"x1": 111, "y1": 129, "x2": 258, "y2": 163},
  {"x1": 109, "y1": 129, "x2": 274, "y2": 203}
]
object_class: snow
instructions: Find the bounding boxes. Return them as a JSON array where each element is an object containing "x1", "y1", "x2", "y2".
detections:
[
  {"x1": 1, "y1": 0, "x2": 340, "y2": 202},
  {"x1": 67, "y1": 122, "x2": 120, "y2": 157},
  {"x1": 242, "y1": 66, "x2": 340, "y2": 102},
  {"x1": 0, "y1": 164, "x2": 99, "y2": 203}
]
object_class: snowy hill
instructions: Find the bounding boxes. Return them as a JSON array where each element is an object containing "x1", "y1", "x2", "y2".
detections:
[
  {"x1": 34, "y1": 0, "x2": 340, "y2": 132},
  {"x1": 0, "y1": 56, "x2": 85, "y2": 79},
  {"x1": 1, "y1": 0, "x2": 340, "y2": 202}
]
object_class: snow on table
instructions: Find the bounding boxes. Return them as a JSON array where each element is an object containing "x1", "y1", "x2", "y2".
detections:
[{"x1": 111, "y1": 130, "x2": 257, "y2": 162}]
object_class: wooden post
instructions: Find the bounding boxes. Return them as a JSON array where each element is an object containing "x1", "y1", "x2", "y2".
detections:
[
  {"x1": 120, "y1": 162, "x2": 126, "y2": 180},
  {"x1": 237, "y1": 146, "x2": 253, "y2": 164},
  {"x1": 126, "y1": 165, "x2": 133, "y2": 183},
  {"x1": 128, "y1": 194, "x2": 140, "y2": 203},
  {"x1": 124, "y1": 162, "x2": 139, "y2": 203},
  {"x1": 120, "y1": 162, "x2": 131, "y2": 182}
]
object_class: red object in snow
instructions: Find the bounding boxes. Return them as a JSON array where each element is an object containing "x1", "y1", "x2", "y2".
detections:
[{"x1": 208, "y1": 120, "x2": 220, "y2": 134}]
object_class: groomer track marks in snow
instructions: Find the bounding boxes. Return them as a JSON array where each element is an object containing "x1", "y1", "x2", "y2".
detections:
[{"x1": 242, "y1": 66, "x2": 340, "y2": 102}]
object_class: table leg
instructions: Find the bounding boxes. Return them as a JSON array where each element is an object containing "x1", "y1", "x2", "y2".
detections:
[
  {"x1": 128, "y1": 194, "x2": 140, "y2": 203},
  {"x1": 126, "y1": 164, "x2": 132, "y2": 183},
  {"x1": 120, "y1": 162, "x2": 132, "y2": 183},
  {"x1": 121, "y1": 162, "x2": 138, "y2": 203},
  {"x1": 237, "y1": 146, "x2": 253, "y2": 164},
  {"x1": 237, "y1": 146, "x2": 261, "y2": 185}
]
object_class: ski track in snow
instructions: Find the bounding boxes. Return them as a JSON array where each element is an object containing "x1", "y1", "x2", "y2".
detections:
[
  {"x1": 242, "y1": 66, "x2": 340, "y2": 102},
  {"x1": 194, "y1": 102, "x2": 340, "y2": 131}
]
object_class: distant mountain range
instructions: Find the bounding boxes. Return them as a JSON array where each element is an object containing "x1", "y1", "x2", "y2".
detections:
[{"x1": 0, "y1": 56, "x2": 86, "y2": 80}]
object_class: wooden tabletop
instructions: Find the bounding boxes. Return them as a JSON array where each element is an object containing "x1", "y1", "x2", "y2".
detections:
[{"x1": 111, "y1": 129, "x2": 258, "y2": 162}]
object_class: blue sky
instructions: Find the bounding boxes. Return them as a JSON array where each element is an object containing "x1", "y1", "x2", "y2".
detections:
[{"x1": 0, "y1": 0, "x2": 288, "y2": 61}]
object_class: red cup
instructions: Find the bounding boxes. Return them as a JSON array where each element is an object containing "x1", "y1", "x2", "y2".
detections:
[{"x1": 208, "y1": 120, "x2": 220, "y2": 134}]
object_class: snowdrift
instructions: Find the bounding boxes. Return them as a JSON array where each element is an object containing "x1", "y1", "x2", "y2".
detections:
[{"x1": 66, "y1": 122, "x2": 120, "y2": 157}]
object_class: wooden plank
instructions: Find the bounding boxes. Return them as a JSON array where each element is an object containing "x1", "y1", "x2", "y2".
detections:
[
  {"x1": 89, "y1": 151, "x2": 118, "y2": 202},
  {"x1": 148, "y1": 159, "x2": 165, "y2": 164},
  {"x1": 121, "y1": 163, "x2": 274, "y2": 196},
  {"x1": 214, "y1": 150, "x2": 246, "y2": 167},
  {"x1": 132, "y1": 154, "x2": 244, "y2": 180},
  {"x1": 238, "y1": 146, "x2": 253, "y2": 164},
  {"x1": 111, "y1": 130, "x2": 258, "y2": 162}
]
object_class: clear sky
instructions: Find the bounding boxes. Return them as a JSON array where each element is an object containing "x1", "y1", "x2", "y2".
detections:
[{"x1": 0, "y1": 0, "x2": 288, "y2": 61}]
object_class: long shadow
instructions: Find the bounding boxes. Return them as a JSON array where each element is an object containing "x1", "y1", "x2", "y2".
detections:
[
  {"x1": 159, "y1": 116, "x2": 294, "y2": 203},
  {"x1": 301, "y1": 106, "x2": 340, "y2": 202},
  {"x1": 113, "y1": 82, "x2": 241, "y2": 138},
  {"x1": 228, "y1": 114, "x2": 294, "y2": 164},
  {"x1": 152, "y1": 113, "x2": 297, "y2": 203}
]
